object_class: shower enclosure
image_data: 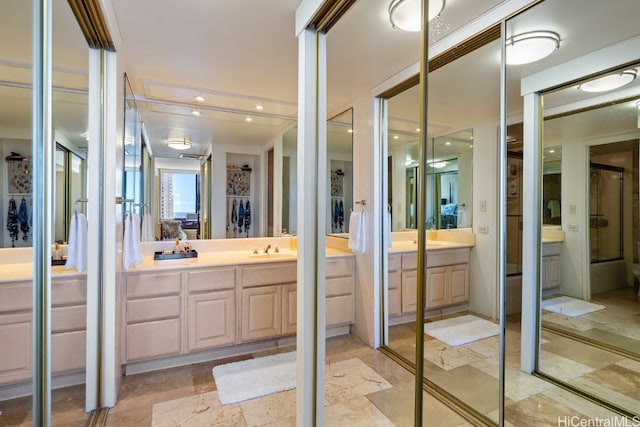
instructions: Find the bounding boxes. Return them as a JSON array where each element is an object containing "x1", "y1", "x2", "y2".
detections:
[{"x1": 589, "y1": 163, "x2": 623, "y2": 262}]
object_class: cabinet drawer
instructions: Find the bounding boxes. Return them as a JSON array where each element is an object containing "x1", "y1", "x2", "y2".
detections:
[
  {"x1": 326, "y1": 295, "x2": 353, "y2": 326},
  {"x1": 326, "y1": 257, "x2": 353, "y2": 278},
  {"x1": 127, "y1": 295, "x2": 181, "y2": 323},
  {"x1": 52, "y1": 330, "x2": 86, "y2": 373},
  {"x1": 427, "y1": 249, "x2": 469, "y2": 268},
  {"x1": 326, "y1": 277, "x2": 353, "y2": 297},
  {"x1": 126, "y1": 272, "x2": 181, "y2": 298},
  {"x1": 242, "y1": 263, "x2": 296, "y2": 287},
  {"x1": 126, "y1": 318, "x2": 181, "y2": 361},
  {"x1": 188, "y1": 267, "x2": 236, "y2": 293},
  {"x1": 402, "y1": 253, "x2": 417, "y2": 271},
  {"x1": 52, "y1": 305, "x2": 86, "y2": 333},
  {"x1": 388, "y1": 271, "x2": 401, "y2": 290},
  {"x1": 52, "y1": 279, "x2": 87, "y2": 306},
  {"x1": 388, "y1": 254, "x2": 401, "y2": 272},
  {"x1": 0, "y1": 282, "x2": 31, "y2": 312}
]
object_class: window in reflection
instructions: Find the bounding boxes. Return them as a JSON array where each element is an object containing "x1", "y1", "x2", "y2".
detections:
[{"x1": 159, "y1": 170, "x2": 201, "y2": 240}]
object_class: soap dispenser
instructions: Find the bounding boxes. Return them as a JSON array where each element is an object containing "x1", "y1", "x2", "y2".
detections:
[{"x1": 173, "y1": 238, "x2": 181, "y2": 254}]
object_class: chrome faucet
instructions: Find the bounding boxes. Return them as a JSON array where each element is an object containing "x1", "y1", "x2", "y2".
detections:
[{"x1": 264, "y1": 244, "x2": 272, "y2": 254}]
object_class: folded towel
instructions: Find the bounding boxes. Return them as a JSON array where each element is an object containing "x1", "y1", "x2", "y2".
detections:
[
  {"x1": 123, "y1": 212, "x2": 143, "y2": 269},
  {"x1": 65, "y1": 213, "x2": 88, "y2": 272},
  {"x1": 348, "y1": 210, "x2": 366, "y2": 253},
  {"x1": 141, "y1": 212, "x2": 155, "y2": 241}
]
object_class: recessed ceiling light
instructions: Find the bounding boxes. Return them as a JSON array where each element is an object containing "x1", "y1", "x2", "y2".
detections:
[
  {"x1": 432, "y1": 161, "x2": 447, "y2": 168},
  {"x1": 548, "y1": 149, "x2": 555, "y2": 153},
  {"x1": 255, "y1": 104, "x2": 264, "y2": 110},
  {"x1": 578, "y1": 70, "x2": 637, "y2": 93},
  {"x1": 416, "y1": 128, "x2": 421, "y2": 132},
  {"x1": 191, "y1": 109, "x2": 201, "y2": 116},
  {"x1": 245, "y1": 117, "x2": 253, "y2": 122},
  {"x1": 347, "y1": 129, "x2": 353, "y2": 133},
  {"x1": 393, "y1": 135, "x2": 399, "y2": 139},
  {"x1": 445, "y1": 141, "x2": 452, "y2": 146},
  {"x1": 506, "y1": 31, "x2": 560, "y2": 65},
  {"x1": 468, "y1": 144, "x2": 473, "y2": 148},
  {"x1": 194, "y1": 95, "x2": 205, "y2": 102}
]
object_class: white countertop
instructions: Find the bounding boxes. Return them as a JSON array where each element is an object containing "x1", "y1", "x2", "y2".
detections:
[{"x1": 388, "y1": 240, "x2": 474, "y2": 254}]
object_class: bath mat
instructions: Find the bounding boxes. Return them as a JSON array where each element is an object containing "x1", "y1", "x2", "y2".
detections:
[
  {"x1": 424, "y1": 314, "x2": 499, "y2": 347},
  {"x1": 212, "y1": 351, "x2": 296, "y2": 404},
  {"x1": 541, "y1": 296, "x2": 605, "y2": 317}
]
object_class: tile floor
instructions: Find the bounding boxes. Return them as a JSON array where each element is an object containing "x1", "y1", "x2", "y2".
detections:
[{"x1": 0, "y1": 287, "x2": 637, "y2": 426}]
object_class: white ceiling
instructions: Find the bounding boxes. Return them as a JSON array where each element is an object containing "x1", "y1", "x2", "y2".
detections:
[{"x1": 0, "y1": 0, "x2": 639, "y2": 158}]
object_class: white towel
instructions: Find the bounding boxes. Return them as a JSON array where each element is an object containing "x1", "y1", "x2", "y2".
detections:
[
  {"x1": 548, "y1": 200, "x2": 561, "y2": 218},
  {"x1": 65, "y1": 213, "x2": 88, "y2": 272},
  {"x1": 123, "y1": 212, "x2": 143, "y2": 269},
  {"x1": 348, "y1": 210, "x2": 366, "y2": 253},
  {"x1": 384, "y1": 205, "x2": 392, "y2": 249},
  {"x1": 141, "y1": 212, "x2": 155, "y2": 242}
]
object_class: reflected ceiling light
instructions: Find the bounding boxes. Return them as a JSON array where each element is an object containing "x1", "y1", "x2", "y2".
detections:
[
  {"x1": 245, "y1": 116, "x2": 253, "y2": 122},
  {"x1": 444, "y1": 141, "x2": 451, "y2": 146},
  {"x1": 167, "y1": 138, "x2": 192, "y2": 150},
  {"x1": 191, "y1": 109, "x2": 201, "y2": 116},
  {"x1": 194, "y1": 95, "x2": 205, "y2": 102},
  {"x1": 416, "y1": 128, "x2": 421, "y2": 132},
  {"x1": 347, "y1": 129, "x2": 353, "y2": 133},
  {"x1": 578, "y1": 70, "x2": 637, "y2": 93},
  {"x1": 82, "y1": 132, "x2": 89, "y2": 141},
  {"x1": 431, "y1": 161, "x2": 447, "y2": 168},
  {"x1": 389, "y1": 0, "x2": 445, "y2": 32},
  {"x1": 393, "y1": 135, "x2": 399, "y2": 139},
  {"x1": 505, "y1": 31, "x2": 560, "y2": 65},
  {"x1": 255, "y1": 104, "x2": 264, "y2": 110}
]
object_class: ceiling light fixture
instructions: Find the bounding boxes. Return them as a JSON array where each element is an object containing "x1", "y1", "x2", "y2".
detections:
[
  {"x1": 245, "y1": 117, "x2": 253, "y2": 122},
  {"x1": 505, "y1": 31, "x2": 560, "y2": 65},
  {"x1": 167, "y1": 138, "x2": 192, "y2": 151},
  {"x1": 393, "y1": 135, "x2": 399, "y2": 139},
  {"x1": 347, "y1": 129, "x2": 353, "y2": 133},
  {"x1": 191, "y1": 109, "x2": 201, "y2": 116},
  {"x1": 194, "y1": 95, "x2": 205, "y2": 102},
  {"x1": 255, "y1": 104, "x2": 264, "y2": 110},
  {"x1": 389, "y1": 0, "x2": 445, "y2": 32},
  {"x1": 578, "y1": 70, "x2": 637, "y2": 93},
  {"x1": 431, "y1": 161, "x2": 447, "y2": 168}
]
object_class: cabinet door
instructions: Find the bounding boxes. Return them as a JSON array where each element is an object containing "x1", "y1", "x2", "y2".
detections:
[
  {"x1": 242, "y1": 286, "x2": 282, "y2": 342},
  {"x1": 0, "y1": 314, "x2": 32, "y2": 385},
  {"x1": 401, "y1": 271, "x2": 417, "y2": 314},
  {"x1": 188, "y1": 291, "x2": 236, "y2": 351},
  {"x1": 544, "y1": 256, "x2": 560, "y2": 289},
  {"x1": 426, "y1": 267, "x2": 448, "y2": 309},
  {"x1": 126, "y1": 318, "x2": 181, "y2": 362},
  {"x1": 282, "y1": 284, "x2": 297, "y2": 335},
  {"x1": 52, "y1": 330, "x2": 86, "y2": 373},
  {"x1": 449, "y1": 264, "x2": 469, "y2": 304}
]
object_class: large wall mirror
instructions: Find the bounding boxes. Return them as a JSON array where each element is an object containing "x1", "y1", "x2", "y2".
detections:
[
  {"x1": 505, "y1": 0, "x2": 640, "y2": 419},
  {"x1": 387, "y1": 86, "x2": 474, "y2": 232},
  {"x1": 281, "y1": 109, "x2": 354, "y2": 237}
]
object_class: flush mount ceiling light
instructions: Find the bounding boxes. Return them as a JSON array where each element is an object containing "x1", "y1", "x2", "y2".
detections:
[
  {"x1": 505, "y1": 31, "x2": 560, "y2": 65},
  {"x1": 191, "y1": 109, "x2": 201, "y2": 116},
  {"x1": 167, "y1": 138, "x2": 192, "y2": 151},
  {"x1": 578, "y1": 70, "x2": 637, "y2": 93},
  {"x1": 431, "y1": 161, "x2": 447, "y2": 168},
  {"x1": 389, "y1": 0, "x2": 445, "y2": 32},
  {"x1": 194, "y1": 95, "x2": 205, "y2": 102}
]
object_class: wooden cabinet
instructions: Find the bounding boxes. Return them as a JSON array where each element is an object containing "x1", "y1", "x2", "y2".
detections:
[
  {"x1": 0, "y1": 277, "x2": 87, "y2": 385},
  {"x1": 390, "y1": 247, "x2": 470, "y2": 315},
  {"x1": 388, "y1": 255, "x2": 402, "y2": 317},
  {"x1": 187, "y1": 267, "x2": 237, "y2": 352},
  {"x1": 326, "y1": 257, "x2": 354, "y2": 327},
  {"x1": 124, "y1": 271, "x2": 182, "y2": 362},
  {"x1": 542, "y1": 255, "x2": 560, "y2": 290},
  {"x1": 242, "y1": 285, "x2": 282, "y2": 342},
  {"x1": 282, "y1": 284, "x2": 297, "y2": 335}
]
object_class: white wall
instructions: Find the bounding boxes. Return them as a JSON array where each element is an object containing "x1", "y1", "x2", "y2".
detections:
[{"x1": 468, "y1": 121, "x2": 499, "y2": 318}]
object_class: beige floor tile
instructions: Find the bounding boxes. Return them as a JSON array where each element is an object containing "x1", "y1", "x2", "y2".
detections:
[
  {"x1": 427, "y1": 365, "x2": 501, "y2": 416},
  {"x1": 324, "y1": 358, "x2": 392, "y2": 406},
  {"x1": 324, "y1": 395, "x2": 394, "y2": 427},
  {"x1": 538, "y1": 350, "x2": 595, "y2": 382},
  {"x1": 151, "y1": 391, "x2": 246, "y2": 427},
  {"x1": 239, "y1": 389, "x2": 296, "y2": 427},
  {"x1": 424, "y1": 339, "x2": 487, "y2": 371}
]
